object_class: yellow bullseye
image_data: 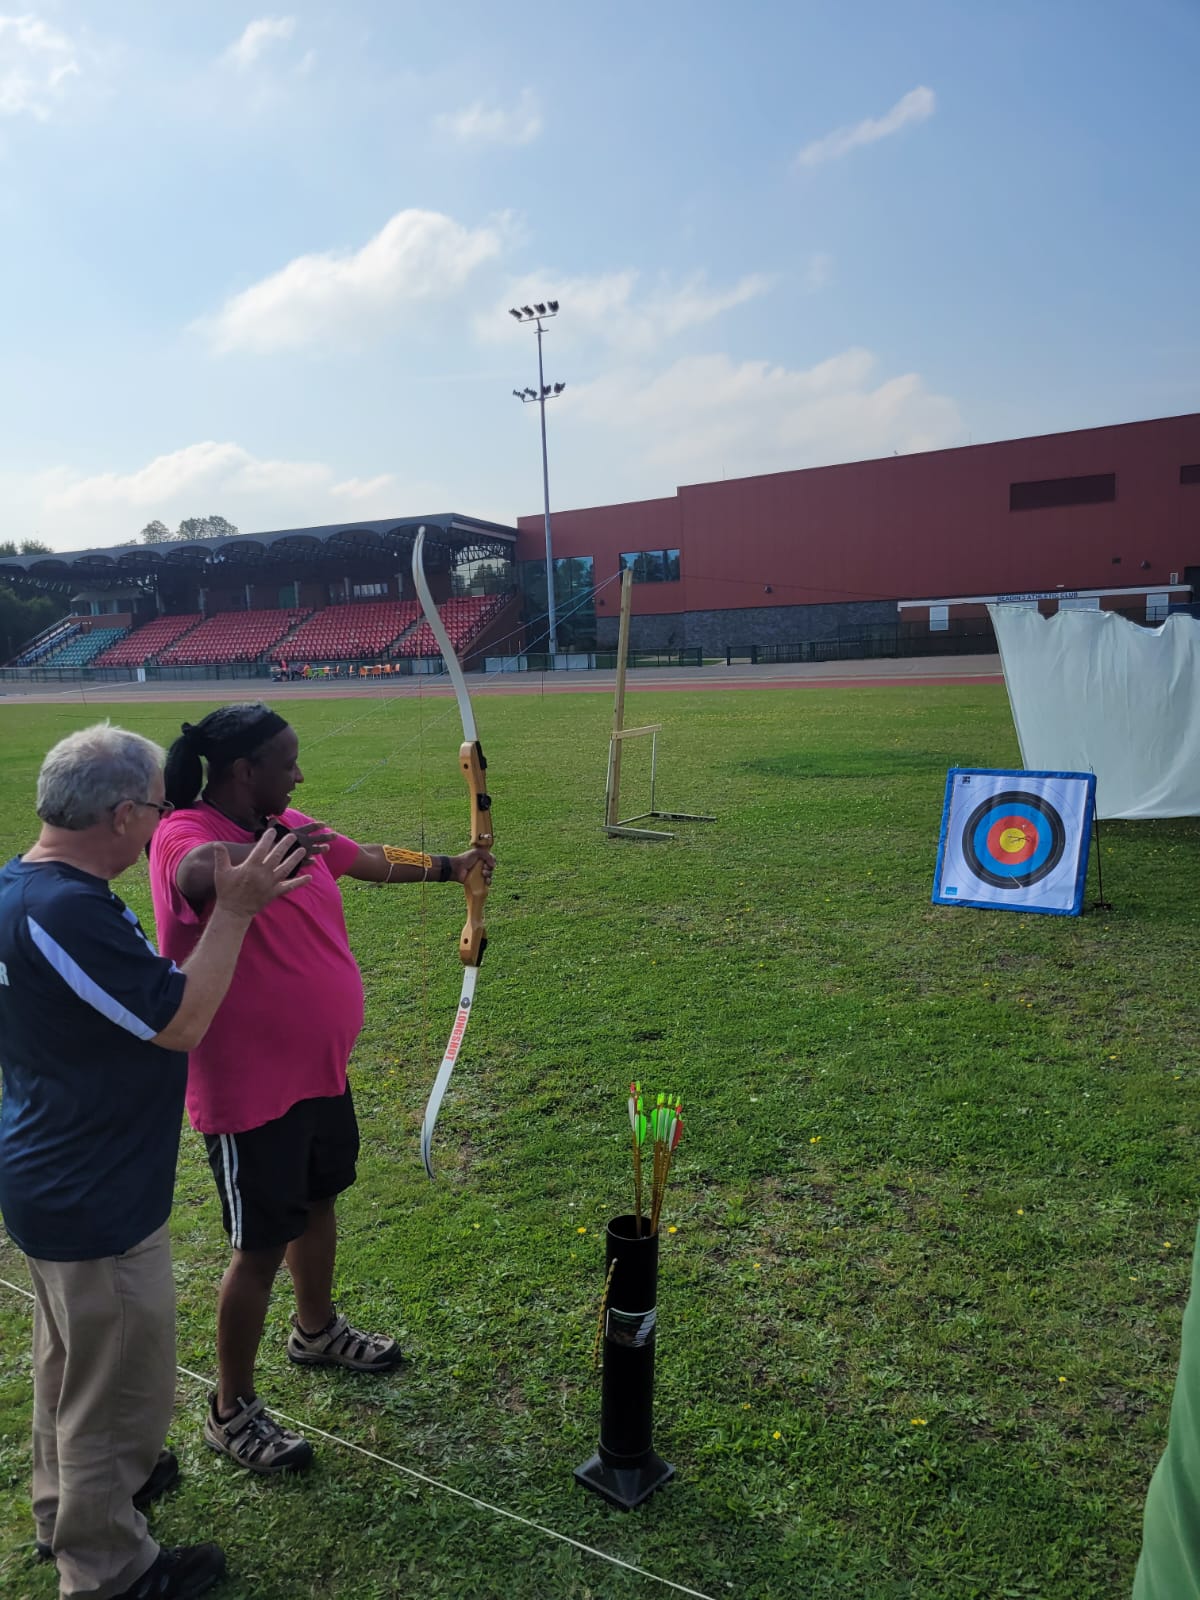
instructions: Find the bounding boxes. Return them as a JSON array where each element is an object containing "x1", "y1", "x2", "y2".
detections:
[{"x1": 998, "y1": 826, "x2": 1029, "y2": 855}]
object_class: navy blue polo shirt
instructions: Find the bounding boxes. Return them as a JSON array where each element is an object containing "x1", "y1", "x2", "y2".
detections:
[{"x1": 0, "y1": 857, "x2": 188, "y2": 1261}]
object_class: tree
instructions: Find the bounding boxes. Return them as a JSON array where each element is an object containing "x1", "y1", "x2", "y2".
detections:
[
  {"x1": 176, "y1": 515, "x2": 239, "y2": 542},
  {"x1": 0, "y1": 539, "x2": 54, "y2": 555},
  {"x1": 0, "y1": 587, "x2": 68, "y2": 662},
  {"x1": 137, "y1": 516, "x2": 239, "y2": 543}
]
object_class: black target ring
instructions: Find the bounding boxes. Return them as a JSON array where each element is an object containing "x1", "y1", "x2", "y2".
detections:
[{"x1": 962, "y1": 789, "x2": 1066, "y2": 889}]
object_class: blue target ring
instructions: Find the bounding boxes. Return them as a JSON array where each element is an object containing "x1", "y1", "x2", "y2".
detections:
[{"x1": 962, "y1": 789, "x2": 1066, "y2": 889}]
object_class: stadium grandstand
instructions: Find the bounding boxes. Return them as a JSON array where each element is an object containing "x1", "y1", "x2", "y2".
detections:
[
  {"x1": 92, "y1": 613, "x2": 203, "y2": 667},
  {"x1": 0, "y1": 514, "x2": 524, "y2": 681},
  {"x1": 276, "y1": 600, "x2": 420, "y2": 664}
]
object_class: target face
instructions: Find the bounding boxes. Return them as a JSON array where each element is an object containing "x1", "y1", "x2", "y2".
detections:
[
  {"x1": 962, "y1": 790, "x2": 1066, "y2": 888},
  {"x1": 932, "y1": 769, "x2": 1095, "y2": 916}
]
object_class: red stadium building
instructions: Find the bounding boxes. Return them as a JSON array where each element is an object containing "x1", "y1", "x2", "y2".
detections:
[
  {"x1": 4, "y1": 414, "x2": 1199, "y2": 678},
  {"x1": 516, "y1": 412, "x2": 1200, "y2": 656}
]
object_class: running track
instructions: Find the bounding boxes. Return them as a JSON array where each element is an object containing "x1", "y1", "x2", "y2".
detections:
[{"x1": 0, "y1": 658, "x2": 1004, "y2": 708}]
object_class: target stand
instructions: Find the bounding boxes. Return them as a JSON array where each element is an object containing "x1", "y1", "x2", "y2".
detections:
[
  {"x1": 604, "y1": 724, "x2": 715, "y2": 841},
  {"x1": 602, "y1": 567, "x2": 715, "y2": 841}
]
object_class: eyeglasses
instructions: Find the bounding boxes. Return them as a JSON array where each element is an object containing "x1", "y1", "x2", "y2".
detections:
[{"x1": 114, "y1": 798, "x2": 175, "y2": 819}]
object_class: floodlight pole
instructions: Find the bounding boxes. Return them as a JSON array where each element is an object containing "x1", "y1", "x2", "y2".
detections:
[{"x1": 509, "y1": 303, "x2": 564, "y2": 658}]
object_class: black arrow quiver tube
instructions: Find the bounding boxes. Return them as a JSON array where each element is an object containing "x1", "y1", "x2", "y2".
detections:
[{"x1": 574, "y1": 1214, "x2": 674, "y2": 1508}]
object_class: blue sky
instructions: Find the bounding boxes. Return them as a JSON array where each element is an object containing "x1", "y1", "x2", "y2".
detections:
[{"x1": 1, "y1": 0, "x2": 1197, "y2": 551}]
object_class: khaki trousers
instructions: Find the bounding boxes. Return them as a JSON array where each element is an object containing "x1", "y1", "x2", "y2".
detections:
[
  {"x1": 28, "y1": 1221, "x2": 176, "y2": 1600},
  {"x1": 1135, "y1": 1214, "x2": 1200, "y2": 1597}
]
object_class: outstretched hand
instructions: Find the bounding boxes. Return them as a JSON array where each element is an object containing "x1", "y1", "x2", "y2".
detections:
[
  {"x1": 450, "y1": 847, "x2": 495, "y2": 887},
  {"x1": 262, "y1": 817, "x2": 335, "y2": 866},
  {"x1": 212, "y1": 828, "x2": 311, "y2": 919}
]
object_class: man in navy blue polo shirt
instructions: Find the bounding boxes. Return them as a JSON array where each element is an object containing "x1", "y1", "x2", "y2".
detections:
[{"x1": 0, "y1": 723, "x2": 309, "y2": 1600}]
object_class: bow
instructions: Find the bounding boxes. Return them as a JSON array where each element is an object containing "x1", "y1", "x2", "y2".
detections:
[{"x1": 411, "y1": 526, "x2": 493, "y2": 1177}]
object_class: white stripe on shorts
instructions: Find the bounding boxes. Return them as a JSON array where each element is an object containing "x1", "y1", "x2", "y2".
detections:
[{"x1": 218, "y1": 1134, "x2": 244, "y2": 1250}]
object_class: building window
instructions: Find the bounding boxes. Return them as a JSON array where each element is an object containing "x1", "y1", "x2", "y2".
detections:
[
  {"x1": 516, "y1": 555, "x2": 596, "y2": 651},
  {"x1": 1009, "y1": 474, "x2": 1115, "y2": 511},
  {"x1": 619, "y1": 549, "x2": 681, "y2": 583},
  {"x1": 351, "y1": 581, "x2": 387, "y2": 598},
  {"x1": 1180, "y1": 464, "x2": 1200, "y2": 485},
  {"x1": 452, "y1": 557, "x2": 514, "y2": 597}
]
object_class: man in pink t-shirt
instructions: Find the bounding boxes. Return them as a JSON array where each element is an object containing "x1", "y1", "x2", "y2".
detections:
[{"x1": 149, "y1": 703, "x2": 494, "y2": 1475}]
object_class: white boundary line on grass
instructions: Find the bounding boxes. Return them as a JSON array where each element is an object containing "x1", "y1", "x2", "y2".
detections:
[{"x1": 0, "y1": 1276, "x2": 719, "y2": 1600}]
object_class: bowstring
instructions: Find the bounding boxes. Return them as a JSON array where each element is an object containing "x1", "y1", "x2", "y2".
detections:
[
  {"x1": 416, "y1": 661, "x2": 431, "y2": 1145},
  {"x1": 337, "y1": 570, "x2": 623, "y2": 797},
  {"x1": 311, "y1": 567, "x2": 624, "y2": 1126}
]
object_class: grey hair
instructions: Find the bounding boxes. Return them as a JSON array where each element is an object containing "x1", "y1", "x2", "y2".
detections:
[{"x1": 36, "y1": 722, "x2": 166, "y2": 830}]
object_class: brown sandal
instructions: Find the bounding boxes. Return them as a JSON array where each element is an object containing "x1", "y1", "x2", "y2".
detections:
[
  {"x1": 287, "y1": 1310, "x2": 403, "y2": 1372},
  {"x1": 204, "y1": 1393, "x2": 313, "y2": 1474}
]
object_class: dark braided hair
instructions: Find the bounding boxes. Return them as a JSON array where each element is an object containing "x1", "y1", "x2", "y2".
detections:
[{"x1": 164, "y1": 703, "x2": 290, "y2": 808}]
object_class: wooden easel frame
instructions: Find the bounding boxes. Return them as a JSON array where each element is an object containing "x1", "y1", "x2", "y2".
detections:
[{"x1": 603, "y1": 569, "x2": 715, "y2": 840}]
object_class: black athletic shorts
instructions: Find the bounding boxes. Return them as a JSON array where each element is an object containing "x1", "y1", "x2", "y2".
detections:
[{"x1": 204, "y1": 1087, "x2": 360, "y2": 1252}]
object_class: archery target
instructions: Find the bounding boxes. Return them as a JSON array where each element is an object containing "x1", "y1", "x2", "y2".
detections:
[
  {"x1": 962, "y1": 790, "x2": 1066, "y2": 888},
  {"x1": 932, "y1": 769, "x2": 1095, "y2": 916}
]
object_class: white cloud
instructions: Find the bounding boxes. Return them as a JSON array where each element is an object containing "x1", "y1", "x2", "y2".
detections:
[
  {"x1": 478, "y1": 269, "x2": 772, "y2": 352},
  {"x1": 562, "y1": 348, "x2": 962, "y2": 483},
  {"x1": 436, "y1": 87, "x2": 542, "y2": 146},
  {"x1": 22, "y1": 441, "x2": 447, "y2": 549},
  {"x1": 44, "y1": 441, "x2": 322, "y2": 512},
  {"x1": 331, "y1": 473, "x2": 395, "y2": 501},
  {"x1": 795, "y1": 86, "x2": 935, "y2": 169},
  {"x1": 198, "y1": 209, "x2": 507, "y2": 354},
  {"x1": 0, "y1": 13, "x2": 80, "y2": 119},
  {"x1": 223, "y1": 16, "x2": 296, "y2": 71}
]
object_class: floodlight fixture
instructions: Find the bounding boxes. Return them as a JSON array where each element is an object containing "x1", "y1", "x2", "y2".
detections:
[{"x1": 507, "y1": 298, "x2": 566, "y2": 656}]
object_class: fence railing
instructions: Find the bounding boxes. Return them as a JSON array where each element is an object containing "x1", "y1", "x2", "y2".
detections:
[{"x1": 724, "y1": 628, "x2": 996, "y2": 666}]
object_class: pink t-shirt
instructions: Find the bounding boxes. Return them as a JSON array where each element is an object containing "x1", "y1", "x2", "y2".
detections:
[{"x1": 149, "y1": 802, "x2": 365, "y2": 1135}]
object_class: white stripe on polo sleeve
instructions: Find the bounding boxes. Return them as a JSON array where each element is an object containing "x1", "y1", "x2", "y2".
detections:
[{"x1": 27, "y1": 915, "x2": 158, "y2": 1040}]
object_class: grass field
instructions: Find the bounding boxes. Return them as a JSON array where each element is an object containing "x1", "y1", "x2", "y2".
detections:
[{"x1": 1, "y1": 681, "x2": 1198, "y2": 1600}]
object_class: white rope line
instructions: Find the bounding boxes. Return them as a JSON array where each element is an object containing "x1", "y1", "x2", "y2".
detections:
[{"x1": 0, "y1": 1275, "x2": 717, "y2": 1600}]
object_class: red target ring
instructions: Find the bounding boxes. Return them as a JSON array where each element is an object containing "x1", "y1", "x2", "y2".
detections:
[{"x1": 985, "y1": 815, "x2": 1038, "y2": 865}]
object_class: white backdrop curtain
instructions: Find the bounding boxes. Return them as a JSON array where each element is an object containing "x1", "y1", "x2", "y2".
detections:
[{"x1": 989, "y1": 604, "x2": 1200, "y2": 820}]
